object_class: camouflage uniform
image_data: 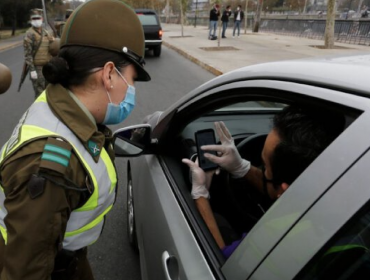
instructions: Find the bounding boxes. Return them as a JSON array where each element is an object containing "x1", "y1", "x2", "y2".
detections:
[{"x1": 23, "y1": 27, "x2": 53, "y2": 98}]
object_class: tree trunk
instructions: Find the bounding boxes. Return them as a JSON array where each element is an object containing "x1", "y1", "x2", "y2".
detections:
[
  {"x1": 180, "y1": 0, "x2": 184, "y2": 37},
  {"x1": 244, "y1": 0, "x2": 249, "y2": 34},
  {"x1": 324, "y1": 0, "x2": 335, "y2": 49},
  {"x1": 253, "y1": 0, "x2": 263, "y2": 33}
]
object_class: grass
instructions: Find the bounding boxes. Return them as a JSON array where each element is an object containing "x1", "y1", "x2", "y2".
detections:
[{"x1": 0, "y1": 28, "x2": 27, "y2": 40}]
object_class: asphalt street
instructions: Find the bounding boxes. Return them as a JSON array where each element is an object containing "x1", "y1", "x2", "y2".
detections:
[{"x1": 0, "y1": 44, "x2": 214, "y2": 279}]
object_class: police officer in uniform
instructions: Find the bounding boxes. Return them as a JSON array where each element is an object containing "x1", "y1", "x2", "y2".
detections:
[
  {"x1": 23, "y1": 9, "x2": 54, "y2": 98},
  {"x1": 0, "y1": 0, "x2": 150, "y2": 279}
]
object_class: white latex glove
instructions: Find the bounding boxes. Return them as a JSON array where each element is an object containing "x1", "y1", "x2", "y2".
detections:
[
  {"x1": 201, "y1": 121, "x2": 251, "y2": 178},
  {"x1": 182, "y1": 158, "x2": 211, "y2": 199},
  {"x1": 30, "y1": 71, "x2": 38, "y2": 80}
]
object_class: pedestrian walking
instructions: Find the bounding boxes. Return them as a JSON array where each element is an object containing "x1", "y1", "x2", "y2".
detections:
[
  {"x1": 233, "y1": 5, "x2": 245, "y2": 38},
  {"x1": 22, "y1": 9, "x2": 54, "y2": 98},
  {"x1": 209, "y1": 4, "x2": 220, "y2": 39},
  {"x1": 0, "y1": 0, "x2": 150, "y2": 279},
  {"x1": 221, "y1": 5, "x2": 232, "y2": 38}
]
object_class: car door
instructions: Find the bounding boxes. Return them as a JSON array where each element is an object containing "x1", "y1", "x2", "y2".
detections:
[{"x1": 133, "y1": 79, "x2": 370, "y2": 280}]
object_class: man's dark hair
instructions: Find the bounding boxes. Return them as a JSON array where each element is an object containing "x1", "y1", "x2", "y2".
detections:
[{"x1": 271, "y1": 105, "x2": 344, "y2": 186}]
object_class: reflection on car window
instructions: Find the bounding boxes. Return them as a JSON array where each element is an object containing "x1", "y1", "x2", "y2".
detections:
[
  {"x1": 137, "y1": 14, "x2": 158, "y2": 26},
  {"x1": 217, "y1": 101, "x2": 286, "y2": 112},
  {"x1": 299, "y1": 206, "x2": 370, "y2": 280}
]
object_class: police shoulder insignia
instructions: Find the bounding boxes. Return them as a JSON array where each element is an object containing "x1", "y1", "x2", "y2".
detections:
[
  {"x1": 88, "y1": 140, "x2": 100, "y2": 157},
  {"x1": 40, "y1": 137, "x2": 72, "y2": 174}
]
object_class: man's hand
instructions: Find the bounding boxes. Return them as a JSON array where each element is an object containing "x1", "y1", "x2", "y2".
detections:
[
  {"x1": 30, "y1": 71, "x2": 38, "y2": 80},
  {"x1": 182, "y1": 158, "x2": 212, "y2": 199},
  {"x1": 202, "y1": 121, "x2": 251, "y2": 178}
]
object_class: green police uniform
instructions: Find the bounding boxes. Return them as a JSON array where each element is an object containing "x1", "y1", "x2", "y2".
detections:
[
  {"x1": 0, "y1": 84, "x2": 116, "y2": 279},
  {"x1": 0, "y1": 0, "x2": 150, "y2": 279}
]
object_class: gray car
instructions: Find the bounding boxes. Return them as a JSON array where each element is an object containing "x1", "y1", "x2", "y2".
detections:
[{"x1": 113, "y1": 54, "x2": 370, "y2": 280}]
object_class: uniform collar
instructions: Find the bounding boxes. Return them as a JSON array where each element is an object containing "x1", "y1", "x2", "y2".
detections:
[{"x1": 46, "y1": 84, "x2": 107, "y2": 162}]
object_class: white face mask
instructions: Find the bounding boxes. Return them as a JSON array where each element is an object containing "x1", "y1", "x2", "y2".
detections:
[{"x1": 31, "y1": 19, "x2": 42, "y2": 28}]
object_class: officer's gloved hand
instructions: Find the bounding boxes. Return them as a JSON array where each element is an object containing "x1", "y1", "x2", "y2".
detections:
[
  {"x1": 182, "y1": 158, "x2": 212, "y2": 199},
  {"x1": 202, "y1": 121, "x2": 251, "y2": 178},
  {"x1": 30, "y1": 71, "x2": 38, "y2": 80}
]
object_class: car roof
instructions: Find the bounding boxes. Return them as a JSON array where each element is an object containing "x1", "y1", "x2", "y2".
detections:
[
  {"x1": 158, "y1": 53, "x2": 370, "y2": 122},
  {"x1": 135, "y1": 8, "x2": 158, "y2": 14}
]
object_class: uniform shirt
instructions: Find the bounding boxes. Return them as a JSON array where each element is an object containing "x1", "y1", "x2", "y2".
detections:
[
  {"x1": 23, "y1": 27, "x2": 51, "y2": 72},
  {"x1": 0, "y1": 84, "x2": 115, "y2": 280}
]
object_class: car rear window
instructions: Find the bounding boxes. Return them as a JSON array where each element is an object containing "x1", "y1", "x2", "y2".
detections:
[{"x1": 136, "y1": 14, "x2": 158, "y2": 26}]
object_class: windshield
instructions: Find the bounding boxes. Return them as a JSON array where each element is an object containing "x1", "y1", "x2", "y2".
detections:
[{"x1": 137, "y1": 14, "x2": 158, "y2": 26}]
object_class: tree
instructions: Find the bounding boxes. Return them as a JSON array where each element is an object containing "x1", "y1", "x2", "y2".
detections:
[
  {"x1": 324, "y1": 0, "x2": 336, "y2": 48},
  {"x1": 253, "y1": 0, "x2": 264, "y2": 32}
]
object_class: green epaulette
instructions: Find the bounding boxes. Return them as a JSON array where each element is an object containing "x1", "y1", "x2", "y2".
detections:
[{"x1": 39, "y1": 137, "x2": 72, "y2": 175}]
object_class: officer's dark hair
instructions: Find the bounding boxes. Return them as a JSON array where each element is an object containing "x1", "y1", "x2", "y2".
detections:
[
  {"x1": 270, "y1": 105, "x2": 344, "y2": 186},
  {"x1": 43, "y1": 46, "x2": 131, "y2": 88}
]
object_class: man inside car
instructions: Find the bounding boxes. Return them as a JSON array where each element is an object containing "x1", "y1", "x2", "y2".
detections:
[{"x1": 183, "y1": 105, "x2": 344, "y2": 258}]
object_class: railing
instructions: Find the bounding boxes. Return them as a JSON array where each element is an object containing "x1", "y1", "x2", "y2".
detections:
[
  {"x1": 259, "y1": 19, "x2": 370, "y2": 45},
  {"x1": 161, "y1": 16, "x2": 370, "y2": 46}
]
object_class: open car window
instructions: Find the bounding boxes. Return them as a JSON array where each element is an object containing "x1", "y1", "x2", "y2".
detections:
[{"x1": 297, "y1": 204, "x2": 370, "y2": 280}]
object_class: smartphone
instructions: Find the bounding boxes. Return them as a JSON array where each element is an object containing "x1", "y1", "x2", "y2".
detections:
[{"x1": 194, "y1": 129, "x2": 218, "y2": 171}]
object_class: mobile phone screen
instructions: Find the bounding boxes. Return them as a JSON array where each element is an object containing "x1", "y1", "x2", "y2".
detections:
[{"x1": 195, "y1": 129, "x2": 218, "y2": 171}]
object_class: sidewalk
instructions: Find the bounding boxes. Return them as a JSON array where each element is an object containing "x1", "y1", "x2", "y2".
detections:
[
  {"x1": 0, "y1": 34, "x2": 23, "y2": 52},
  {"x1": 162, "y1": 23, "x2": 370, "y2": 75}
]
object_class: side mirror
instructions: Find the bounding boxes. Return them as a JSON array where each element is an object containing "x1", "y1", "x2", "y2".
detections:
[{"x1": 113, "y1": 124, "x2": 152, "y2": 157}]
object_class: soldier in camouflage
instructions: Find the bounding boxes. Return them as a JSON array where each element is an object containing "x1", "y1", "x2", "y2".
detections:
[{"x1": 24, "y1": 9, "x2": 54, "y2": 98}]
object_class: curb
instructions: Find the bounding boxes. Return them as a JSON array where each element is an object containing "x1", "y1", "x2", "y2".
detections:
[
  {"x1": 0, "y1": 41, "x2": 23, "y2": 52},
  {"x1": 163, "y1": 41, "x2": 223, "y2": 76}
]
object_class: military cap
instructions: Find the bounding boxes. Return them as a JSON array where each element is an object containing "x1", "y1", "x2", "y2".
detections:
[
  {"x1": 60, "y1": 0, "x2": 150, "y2": 81},
  {"x1": 0, "y1": 63, "x2": 12, "y2": 94},
  {"x1": 30, "y1": 9, "x2": 43, "y2": 19}
]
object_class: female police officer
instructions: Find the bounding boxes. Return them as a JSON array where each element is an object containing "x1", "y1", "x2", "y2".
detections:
[{"x1": 0, "y1": 0, "x2": 150, "y2": 279}]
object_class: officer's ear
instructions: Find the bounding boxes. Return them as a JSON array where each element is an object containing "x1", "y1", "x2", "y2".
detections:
[{"x1": 102, "y1": 62, "x2": 115, "y2": 91}]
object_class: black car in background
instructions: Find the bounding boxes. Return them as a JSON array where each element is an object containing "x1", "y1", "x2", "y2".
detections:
[{"x1": 135, "y1": 9, "x2": 163, "y2": 57}]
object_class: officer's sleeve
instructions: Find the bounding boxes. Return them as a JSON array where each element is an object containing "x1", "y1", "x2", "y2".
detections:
[
  {"x1": 23, "y1": 32, "x2": 36, "y2": 72},
  {"x1": 0, "y1": 141, "x2": 85, "y2": 280}
]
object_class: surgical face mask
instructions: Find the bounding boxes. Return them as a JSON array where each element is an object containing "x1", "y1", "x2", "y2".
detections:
[
  {"x1": 102, "y1": 68, "x2": 136, "y2": 125},
  {"x1": 31, "y1": 19, "x2": 42, "y2": 28}
]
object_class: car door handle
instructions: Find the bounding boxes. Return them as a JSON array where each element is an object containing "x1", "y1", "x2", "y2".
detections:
[{"x1": 162, "y1": 251, "x2": 179, "y2": 280}]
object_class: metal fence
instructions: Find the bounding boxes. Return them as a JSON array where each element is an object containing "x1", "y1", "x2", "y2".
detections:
[
  {"x1": 259, "y1": 19, "x2": 370, "y2": 46},
  {"x1": 161, "y1": 16, "x2": 370, "y2": 46}
]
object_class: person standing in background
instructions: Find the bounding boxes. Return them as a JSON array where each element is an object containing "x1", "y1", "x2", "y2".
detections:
[
  {"x1": 209, "y1": 4, "x2": 220, "y2": 39},
  {"x1": 23, "y1": 9, "x2": 54, "y2": 98},
  {"x1": 233, "y1": 5, "x2": 244, "y2": 38},
  {"x1": 221, "y1": 5, "x2": 232, "y2": 38}
]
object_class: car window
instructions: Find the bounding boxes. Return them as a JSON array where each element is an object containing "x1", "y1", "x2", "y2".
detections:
[
  {"x1": 136, "y1": 14, "x2": 158, "y2": 26},
  {"x1": 218, "y1": 101, "x2": 286, "y2": 112},
  {"x1": 297, "y1": 205, "x2": 370, "y2": 280}
]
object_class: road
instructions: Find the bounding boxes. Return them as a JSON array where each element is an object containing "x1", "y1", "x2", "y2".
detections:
[{"x1": 0, "y1": 44, "x2": 214, "y2": 279}]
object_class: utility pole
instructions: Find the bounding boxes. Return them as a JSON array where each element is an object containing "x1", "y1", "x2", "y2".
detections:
[
  {"x1": 195, "y1": 0, "x2": 198, "y2": 27},
  {"x1": 41, "y1": 0, "x2": 48, "y2": 24}
]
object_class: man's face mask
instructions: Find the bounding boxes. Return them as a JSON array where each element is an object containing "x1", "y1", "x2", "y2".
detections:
[
  {"x1": 102, "y1": 68, "x2": 136, "y2": 125},
  {"x1": 31, "y1": 18, "x2": 42, "y2": 28}
]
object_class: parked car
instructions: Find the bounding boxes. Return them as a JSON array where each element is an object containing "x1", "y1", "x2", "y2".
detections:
[
  {"x1": 135, "y1": 9, "x2": 163, "y2": 57},
  {"x1": 113, "y1": 54, "x2": 370, "y2": 280}
]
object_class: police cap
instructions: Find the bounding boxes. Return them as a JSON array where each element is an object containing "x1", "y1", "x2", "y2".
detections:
[
  {"x1": 0, "y1": 63, "x2": 12, "y2": 94},
  {"x1": 60, "y1": 0, "x2": 150, "y2": 81}
]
